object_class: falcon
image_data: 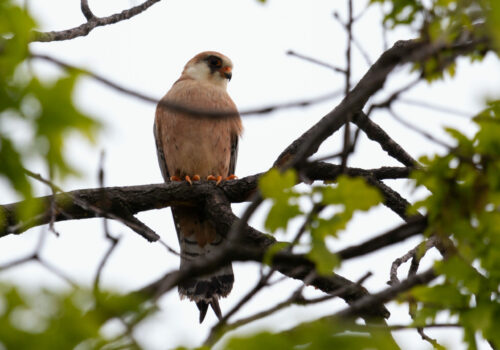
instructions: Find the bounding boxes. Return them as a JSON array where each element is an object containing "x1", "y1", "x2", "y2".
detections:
[{"x1": 154, "y1": 51, "x2": 242, "y2": 323}]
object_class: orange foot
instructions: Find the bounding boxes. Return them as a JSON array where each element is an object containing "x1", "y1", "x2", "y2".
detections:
[
  {"x1": 185, "y1": 174, "x2": 201, "y2": 185},
  {"x1": 206, "y1": 174, "x2": 237, "y2": 185},
  {"x1": 207, "y1": 175, "x2": 223, "y2": 185},
  {"x1": 170, "y1": 175, "x2": 200, "y2": 186}
]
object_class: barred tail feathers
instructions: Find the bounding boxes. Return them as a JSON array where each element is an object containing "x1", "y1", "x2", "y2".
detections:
[{"x1": 171, "y1": 207, "x2": 234, "y2": 323}]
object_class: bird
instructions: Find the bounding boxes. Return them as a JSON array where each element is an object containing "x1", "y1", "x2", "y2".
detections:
[{"x1": 153, "y1": 51, "x2": 242, "y2": 323}]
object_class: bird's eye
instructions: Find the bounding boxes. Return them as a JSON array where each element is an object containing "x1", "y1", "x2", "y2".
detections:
[{"x1": 208, "y1": 56, "x2": 222, "y2": 67}]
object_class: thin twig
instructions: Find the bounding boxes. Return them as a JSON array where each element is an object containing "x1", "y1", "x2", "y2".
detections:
[
  {"x1": 389, "y1": 236, "x2": 438, "y2": 286},
  {"x1": 29, "y1": 53, "x2": 343, "y2": 118},
  {"x1": 333, "y1": 268, "x2": 436, "y2": 319},
  {"x1": 207, "y1": 267, "x2": 277, "y2": 341},
  {"x1": 388, "y1": 108, "x2": 453, "y2": 149},
  {"x1": 80, "y1": 0, "x2": 95, "y2": 20},
  {"x1": 94, "y1": 152, "x2": 121, "y2": 296},
  {"x1": 23, "y1": 168, "x2": 160, "y2": 242},
  {"x1": 367, "y1": 77, "x2": 422, "y2": 115},
  {"x1": 38, "y1": 257, "x2": 78, "y2": 288},
  {"x1": 0, "y1": 255, "x2": 34, "y2": 271},
  {"x1": 287, "y1": 50, "x2": 346, "y2": 74},
  {"x1": 158, "y1": 238, "x2": 180, "y2": 256},
  {"x1": 340, "y1": 0, "x2": 354, "y2": 172},
  {"x1": 398, "y1": 98, "x2": 472, "y2": 118},
  {"x1": 352, "y1": 35, "x2": 373, "y2": 66}
]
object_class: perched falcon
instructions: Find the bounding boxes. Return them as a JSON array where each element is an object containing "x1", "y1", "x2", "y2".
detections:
[{"x1": 154, "y1": 51, "x2": 242, "y2": 323}]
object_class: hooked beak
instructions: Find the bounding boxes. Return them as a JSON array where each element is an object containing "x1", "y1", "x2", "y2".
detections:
[{"x1": 220, "y1": 66, "x2": 232, "y2": 81}]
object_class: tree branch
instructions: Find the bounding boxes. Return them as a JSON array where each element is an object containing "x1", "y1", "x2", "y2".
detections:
[
  {"x1": 0, "y1": 163, "x2": 411, "y2": 238},
  {"x1": 32, "y1": 0, "x2": 163, "y2": 42},
  {"x1": 274, "y1": 36, "x2": 489, "y2": 169}
]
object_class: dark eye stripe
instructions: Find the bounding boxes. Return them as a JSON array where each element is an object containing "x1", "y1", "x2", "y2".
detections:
[{"x1": 206, "y1": 55, "x2": 222, "y2": 67}]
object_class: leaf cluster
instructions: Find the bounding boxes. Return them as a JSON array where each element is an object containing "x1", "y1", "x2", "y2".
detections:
[
  {"x1": 0, "y1": 0, "x2": 100, "y2": 200},
  {"x1": 408, "y1": 100, "x2": 500, "y2": 348},
  {"x1": 0, "y1": 284, "x2": 154, "y2": 350},
  {"x1": 259, "y1": 169, "x2": 381, "y2": 275},
  {"x1": 371, "y1": 0, "x2": 498, "y2": 81}
]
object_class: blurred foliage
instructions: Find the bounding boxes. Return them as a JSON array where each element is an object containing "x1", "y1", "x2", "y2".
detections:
[
  {"x1": 405, "y1": 100, "x2": 500, "y2": 348},
  {"x1": 225, "y1": 319, "x2": 399, "y2": 350},
  {"x1": 370, "y1": 0, "x2": 499, "y2": 81},
  {"x1": 259, "y1": 169, "x2": 381, "y2": 274},
  {"x1": 0, "y1": 0, "x2": 100, "y2": 200},
  {"x1": 0, "y1": 284, "x2": 154, "y2": 350}
]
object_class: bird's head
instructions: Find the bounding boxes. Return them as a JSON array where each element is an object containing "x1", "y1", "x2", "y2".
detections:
[{"x1": 183, "y1": 51, "x2": 233, "y2": 88}]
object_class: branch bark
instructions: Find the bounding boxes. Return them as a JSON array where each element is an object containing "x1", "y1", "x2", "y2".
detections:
[
  {"x1": 32, "y1": 0, "x2": 163, "y2": 42},
  {"x1": 0, "y1": 163, "x2": 410, "y2": 238}
]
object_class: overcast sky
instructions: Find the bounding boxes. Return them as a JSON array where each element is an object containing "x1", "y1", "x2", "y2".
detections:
[{"x1": 1, "y1": 0, "x2": 500, "y2": 349}]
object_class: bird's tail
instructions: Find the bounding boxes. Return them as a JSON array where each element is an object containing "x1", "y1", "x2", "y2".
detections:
[{"x1": 172, "y1": 207, "x2": 234, "y2": 323}]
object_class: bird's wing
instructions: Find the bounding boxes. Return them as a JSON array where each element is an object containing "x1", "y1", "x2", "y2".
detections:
[
  {"x1": 228, "y1": 132, "x2": 239, "y2": 176},
  {"x1": 153, "y1": 120, "x2": 170, "y2": 181}
]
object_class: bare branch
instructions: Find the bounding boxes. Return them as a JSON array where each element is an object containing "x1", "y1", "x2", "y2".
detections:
[
  {"x1": 1, "y1": 163, "x2": 412, "y2": 238},
  {"x1": 398, "y1": 97, "x2": 473, "y2": 118},
  {"x1": 388, "y1": 108, "x2": 453, "y2": 148},
  {"x1": 340, "y1": 0, "x2": 354, "y2": 172},
  {"x1": 336, "y1": 215, "x2": 428, "y2": 260},
  {"x1": 287, "y1": 50, "x2": 346, "y2": 74},
  {"x1": 352, "y1": 111, "x2": 418, "y2": 167},
  {"x1": 22, "y1": 169, "x2": 160, "y2": 242},
  {"x1": 32, "y1": 0, "x2": 163, "y2": 42},
  {"x1": 274, "y1": 35, "x2": 490, "y2": 169},
  {"x1": 332, "y1": 268, "x2": 436, "y2": 319},
  {"x1": 389, "y1": 236, "x2": 438, "y2": 286},
  {"x1": 80, "y1": 0, "x2": 95, "y2": 20}
]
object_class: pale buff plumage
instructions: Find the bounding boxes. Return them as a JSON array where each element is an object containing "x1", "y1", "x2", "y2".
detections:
[{"x1": 154, "y1": 51, "x2": 242, "y2": 323}]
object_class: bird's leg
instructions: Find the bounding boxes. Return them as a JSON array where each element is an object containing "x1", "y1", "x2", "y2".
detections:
[
  {"x1": 185, "y1": 175, "x2": 201, "y2": 186},
  {"x1": 170, "y1": 175, "x2": 182, "y2": 182},
  {"x1": 225, "y1": 174, "x2": 238, "y2": 181},
  {"x1": 207, "y1": 175, "x2": 223, "y2": 185}
]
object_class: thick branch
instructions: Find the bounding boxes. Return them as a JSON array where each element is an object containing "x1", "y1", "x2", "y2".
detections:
[
  {"x1": 0, "y1": 164, "x2": 410, "y2": 238},
  {"x1": 352, "y1": 111, "x2": 417, "y2": 167},
  {"x1": 336, "y1": 215, "x2": 428, "y2": 260}
]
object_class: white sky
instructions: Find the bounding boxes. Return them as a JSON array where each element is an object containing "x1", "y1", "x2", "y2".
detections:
[{"x1": 1, "y1": 0, "x2": 500, "y2": 349}]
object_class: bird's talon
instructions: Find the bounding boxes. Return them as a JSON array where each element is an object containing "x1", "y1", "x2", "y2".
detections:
[
  {"x1": 185, "y1": 175, "x2": 193, "y2": 185},
  {"x1": 225, "y1": 174, "x2": 238, "y2": 181},
  {"x1": 207, "y1": 175, "x2": 223, "y2": 185},
  {"x1": 193, "y1": 174, "x2": 201, "y2": 181},
  {"x1": 170, "y1": 176, "x2": 182, "y2": 182}
]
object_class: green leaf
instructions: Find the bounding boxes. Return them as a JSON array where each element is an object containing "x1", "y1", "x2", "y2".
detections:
[
  {"x1": 411, "y1": 284, "x2": 469, "y2": 309},
  {"x1": 259, "y1": 168, "x2": 297, "y2": 201},
  {"x1": 321, "y1": 176, "x2": 382, "y2": 213},
  {"x1": 29, "y1": 74, "x2": 100, "y2": 177},
  {"x1": 262, "y1": 242, "x2": 289, "y2": 266},
  {"x1": 260, "y1": 168, "x2": 302, "y2": 232},
  {"x1": 225, "y1": 319, "x2": 399, "y2": 350},
  {"x1": 307, "y1": 236, "x2": 339, "y2": 275},
  {"x1": 0, "y1": 284, "x2": 153, "y2": 350},
  {"x1": 264, "y1": 200, "x2": 301, "y2": 232}
]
